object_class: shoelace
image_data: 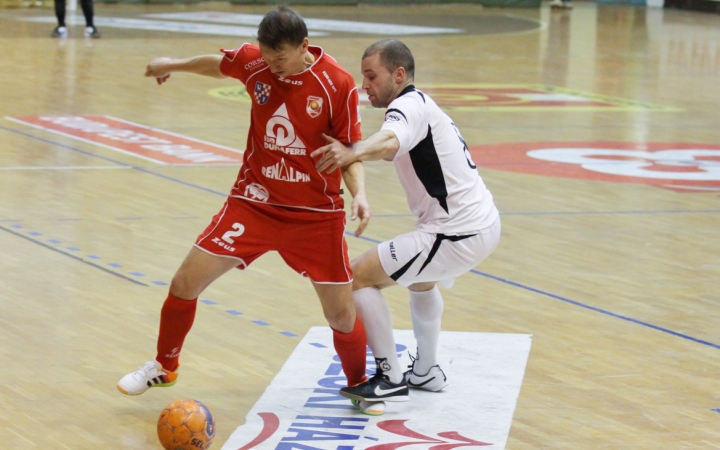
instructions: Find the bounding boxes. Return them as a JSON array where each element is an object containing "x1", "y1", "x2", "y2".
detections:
[
  {"x1": 406, "y1": 351, "x2": 419, "y2": 371},
  {"x1": 133, "y1": 361, "x2": 160, "y2": 380}
]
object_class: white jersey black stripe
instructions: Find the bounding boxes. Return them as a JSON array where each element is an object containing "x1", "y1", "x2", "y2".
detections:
[{"x1": 381, "y1": 85, "x2": 498, "y2": 234}]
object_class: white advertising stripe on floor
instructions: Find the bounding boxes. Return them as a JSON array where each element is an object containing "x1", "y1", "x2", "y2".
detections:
[
  {"x1": 142, "y1": 12, "x2": 465, "y2": 35},
  {"x1": 222, "y1": 327, "x2": 531, "y2": 450}
]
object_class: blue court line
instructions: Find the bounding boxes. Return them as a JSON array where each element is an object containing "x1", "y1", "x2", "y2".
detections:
[
  {"x1": 198, "y1": 300, "x2": 297, "y2": 337},
  {"x1": 345, "y1": 232, "x2": 720, "y2": 351},
  {"x1": 502, "y1": 209, "x2": 720, "y2": 216},
  {"x1": 6, "y1": 123, "x2": 716, "y2": 350},
  {"x1": 472, "y1": 270, "x2": 720, "y2": 350},
  {"x1": 0, "y1": 224, "x2": 149, "y2": 287},
  {"x1": 372, "y1": 209, "x2": 720, "y2": 218}
]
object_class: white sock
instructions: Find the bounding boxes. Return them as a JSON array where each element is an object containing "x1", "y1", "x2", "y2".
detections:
[
  {"x1": 353, "y1": 287, "x2": 403, "y2": 384},
  {"x1": 409, "y1": 286, "x2": 443, "y2": 375}
]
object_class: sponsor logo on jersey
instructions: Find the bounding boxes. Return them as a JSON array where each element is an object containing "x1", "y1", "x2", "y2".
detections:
[
  {"x1": 322, "y1": 70, "x2": 337, "y2": 93},
  {"x1": 244, "y1": 57, "x2": 264, "y2": 70},
  {"x1": 306, "y1": 96, "x2": 323, "y2": 118},
  {"x1": 386, "y1": 113, "x2": 402, "y2": 122},
  {"x1": 254, "y1": 81, "x2": 271, "y2": 105},
  {"x1": 244, "y1": 183, "x2": 269, "y2": 202},
  {"x1": 278, "y1": 75, "x2": 303, "y2": 86},
  {"x1": 264, "y1": 103, "x2": 307, "y2": 156},
  {"x1": 262, "y1": 158, "x2": 310, "y2": 183}
]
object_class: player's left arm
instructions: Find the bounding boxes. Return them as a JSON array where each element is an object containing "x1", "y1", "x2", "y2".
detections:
[{"x1": 340, "y1": 161, "x2": 371, "y2": 237}]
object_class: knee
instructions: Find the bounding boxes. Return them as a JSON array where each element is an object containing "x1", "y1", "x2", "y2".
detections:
[
  {"x1": 170, "y1": 271, "x2": 200, "y2": 299},
  {"x1": 351, "y1": 277, "x2": 369, "y2": 292},
  {"x1": 325, "y1": 307, "x2": 356, "y2": 333}
]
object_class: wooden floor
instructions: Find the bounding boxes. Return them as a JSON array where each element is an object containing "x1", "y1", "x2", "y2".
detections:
[{"x1": 1, "y1": 2, "x2": 719, "y2": 448}]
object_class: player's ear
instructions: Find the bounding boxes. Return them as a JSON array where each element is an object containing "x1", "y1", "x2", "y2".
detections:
[{"x1": 394, "y1": 67, "x2": 406, "y2": 84}]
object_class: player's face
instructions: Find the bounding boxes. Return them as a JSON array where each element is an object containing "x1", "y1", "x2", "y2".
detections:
[
  {"x1": 361, "y1": 53, "x2": 396, "y2": 109},
  {"x1": 260, "y1": 39, "x2": 309, "y2": 77}
]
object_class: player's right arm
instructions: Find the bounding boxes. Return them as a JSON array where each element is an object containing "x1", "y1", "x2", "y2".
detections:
[
  {"x1": 312, "y1": 130, "x2": 400, "y2": 173},
  {"x1": 144, "y1": 55, "x2": 226, "y2": 85}
]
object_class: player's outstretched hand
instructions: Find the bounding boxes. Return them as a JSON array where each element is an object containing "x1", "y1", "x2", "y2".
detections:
[
  {"x1": 311, "y1": 134, "x2": 356, "y2": 173},
  {"x1": 145, "y1": 57, "x2": 173, "y2": 85},
  {"x1": 351, "y1": 191, "x2": 371, "y2": 237}
]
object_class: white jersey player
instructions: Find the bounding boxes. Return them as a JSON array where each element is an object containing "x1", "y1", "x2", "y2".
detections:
[{"x1": 312, "y1": 39, "x2": 500, "y2": 416}]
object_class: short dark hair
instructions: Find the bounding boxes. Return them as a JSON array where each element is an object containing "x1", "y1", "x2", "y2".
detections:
[
  {"x1": 257, "y1": 6, "x2": 308, "y2": 51},
  {"x1": 362, "y1": 39, "x2": 415, "y2": 79}
]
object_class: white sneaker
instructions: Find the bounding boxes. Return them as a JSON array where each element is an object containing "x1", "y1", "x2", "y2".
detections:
[
  {"x1": 405, "y1": 364, "x2": 449, "y2": 392},
  {"x1": 51, "y1": 26, "x2": 68, "y2": 38},
  {"x1": 84, "y1": 26, "x2": 101, "y2": 38},
  {"x1": 351, "y1": 399, "x2": 386, "y2": 416},
  {"x1": 117, "y1": 360, "x2": 178, "y2": 395}
]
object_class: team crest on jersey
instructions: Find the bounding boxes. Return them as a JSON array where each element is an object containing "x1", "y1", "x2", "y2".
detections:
[
  {"x1": 306, "y1": 96, "x2": 323, "y2": 118},
  {"x1": 254, "y1": 81, "x2": 271, "y2": 105}
]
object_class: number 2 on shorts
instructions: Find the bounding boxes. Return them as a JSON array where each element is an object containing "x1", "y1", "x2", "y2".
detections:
[{"x1": 222, "y1": 223, "x2": 245, "y2": 244}]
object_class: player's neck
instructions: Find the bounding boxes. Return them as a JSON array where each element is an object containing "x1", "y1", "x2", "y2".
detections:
[
  {"x1": 303, "y1": 50, "x2": 316, "y2": 69},
  {"x1": 287, "y1": 50, "x2": 315, "y2": 76},
  {"x1": 389, "y1": 81, "x2": 414, "y2": 104}
]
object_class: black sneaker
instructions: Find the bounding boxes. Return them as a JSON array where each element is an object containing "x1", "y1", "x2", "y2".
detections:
[{"x1": 339, "y1": 367, "x2": 409, "y2": 402}]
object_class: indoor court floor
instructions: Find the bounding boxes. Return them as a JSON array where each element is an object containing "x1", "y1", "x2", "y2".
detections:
[{"x1": 0, "y1": 1, "x2": 719, "y2": 448}]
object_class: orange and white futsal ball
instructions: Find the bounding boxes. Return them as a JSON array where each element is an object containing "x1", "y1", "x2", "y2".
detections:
[{"x1": 157, "y1": 399, "x2": 215, "y2": 450}]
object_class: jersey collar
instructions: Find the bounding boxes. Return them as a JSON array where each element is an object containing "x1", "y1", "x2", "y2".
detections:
[
  {"x1": 281, "y1": 45, "x2": 324, "y2": 79},
  {"x1": 397, "y1": 84, "x2": 417, "y2": 98}
]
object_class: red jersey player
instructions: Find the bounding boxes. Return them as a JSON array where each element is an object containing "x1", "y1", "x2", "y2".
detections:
[{"x1": 118, "y1": 6, "x2": 374, "y2": 413}]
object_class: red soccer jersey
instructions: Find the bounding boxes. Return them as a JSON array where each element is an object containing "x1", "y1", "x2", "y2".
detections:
[{"x1": 219, "y1": 44, "x2": 362, "y2": 212}]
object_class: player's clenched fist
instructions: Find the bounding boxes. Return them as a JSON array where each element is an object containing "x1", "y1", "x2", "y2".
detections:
[{"x1": 145, "y1": 57, "x2": 173, "y2": 85}]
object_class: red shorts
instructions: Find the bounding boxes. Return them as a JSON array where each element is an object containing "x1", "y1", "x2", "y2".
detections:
[{"x1": 195, "y1": 197, "x2": 352, "y2": 283}]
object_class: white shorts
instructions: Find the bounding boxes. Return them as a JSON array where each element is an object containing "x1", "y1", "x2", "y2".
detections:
[{"x1": 378, "y1": 218, "x2": 501, "y2": 288}]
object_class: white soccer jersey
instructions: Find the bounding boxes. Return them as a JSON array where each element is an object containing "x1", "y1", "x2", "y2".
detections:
[{"x1": 381, "y1": 85, "x2": 499, "y2": 234}]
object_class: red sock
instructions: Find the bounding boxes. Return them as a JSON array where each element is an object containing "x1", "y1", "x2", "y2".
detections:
[
  {"x1": 332, "y1": 316, "x2": 368, "y2": 387},
  {"x1": 156, "y1": 293, "x2": 197, "y2": 372}
]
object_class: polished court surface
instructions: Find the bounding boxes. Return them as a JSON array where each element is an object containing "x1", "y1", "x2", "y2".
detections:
[{"x1": 1, "y1": 2, "x2": 719, "y2": 448}]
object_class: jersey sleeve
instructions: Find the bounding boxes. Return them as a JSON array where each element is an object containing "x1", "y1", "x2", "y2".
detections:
[
  {"x1": 219, "y1": 44, "x2": 259, "y2": 84},
  {"x1": 380, "y1": 96, "x2": 425, "y2": 157},
  {"x1": 330, "y1": 77, "x2": 362, "y2": 144}
]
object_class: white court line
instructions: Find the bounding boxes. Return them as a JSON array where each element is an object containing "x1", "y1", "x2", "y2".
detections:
[
  {"x1": 0, "y1": 166, "x2": 131, "y2": 170},
  {"x1": 143, "y1": 12, "x2": 465, "y2": 35},
  {"x1": 663, "y1": 184, "x2": 720, "y2": 191},
  {"x1": 18, "y1": 16, "x2": 328, "y2": 37}
]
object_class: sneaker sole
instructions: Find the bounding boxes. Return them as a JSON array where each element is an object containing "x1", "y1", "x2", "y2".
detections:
[
  {"x1": 340, "y1": 390, "x2": 408, "y2": 402},
  {"x1": 408, "y1": 380, "x2": 449, "y2": 392},
  {"x1": 351, "y1": 400, "x2": 385, "y2": 416},
  {"x1": 116, "y1": 379, "x2": 177, "y2": 395}
]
